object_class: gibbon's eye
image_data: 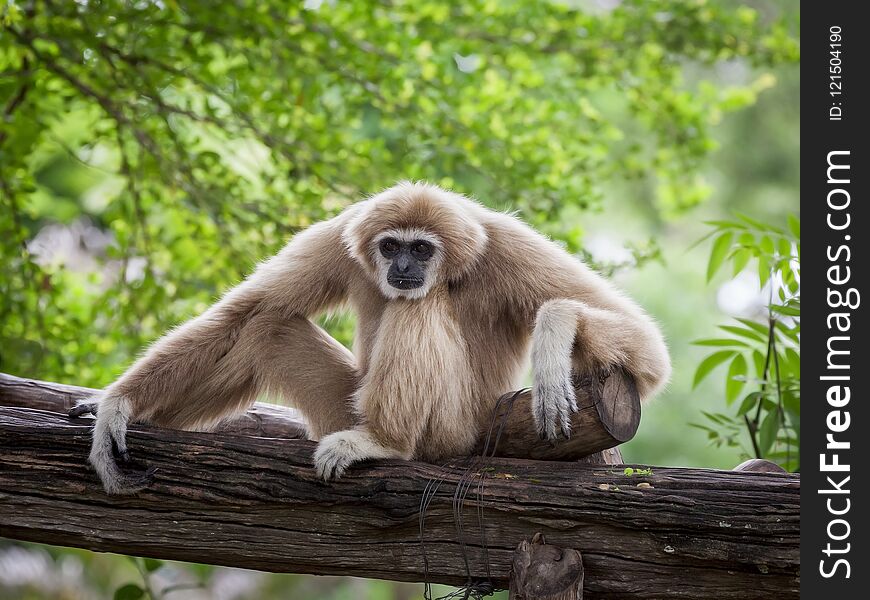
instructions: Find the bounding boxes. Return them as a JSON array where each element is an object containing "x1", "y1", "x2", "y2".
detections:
[
  {"x1": 379, "y1": 238, "x2": 400, "y2": 257},
  {"x1": 410, "y1": 241, "x2": 433, "y2": 260}
]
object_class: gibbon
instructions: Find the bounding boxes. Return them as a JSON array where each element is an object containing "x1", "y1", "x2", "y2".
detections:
[{"x1": 76, "y1": 181, "x2": 671, "y2": 493}]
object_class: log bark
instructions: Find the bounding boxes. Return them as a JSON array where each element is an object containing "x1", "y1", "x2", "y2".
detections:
[
  {"x1": 0, "y1": 405, "x2": 799, "y2": 599},
  {"x1": 510, "y1": 533, "x2": 584, "y2": 600},
  {"x1": 0, "y1": 372, "x2": 627, "y2": 464}
]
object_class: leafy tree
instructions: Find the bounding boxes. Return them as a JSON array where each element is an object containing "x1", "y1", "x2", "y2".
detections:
[{"x1": 2, "y1": 0, "x2": 797, "y2": 386}]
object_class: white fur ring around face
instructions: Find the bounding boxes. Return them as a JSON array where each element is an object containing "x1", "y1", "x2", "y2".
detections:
[{"x1": 312, "y1": 429, "x2": 401, "y2": 480}]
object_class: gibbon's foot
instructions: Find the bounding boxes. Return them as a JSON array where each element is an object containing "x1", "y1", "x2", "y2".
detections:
[
  {"x1": 68, "y1": 402, "x2": 98, "y2": 418},
  {"x1": 533, "y1": 370, "x2": 577, "y2": 442},
  {"x1": 107, "y1": 441, "x2": 155, "y2": 493},
  {"x1": 313, "y1": 430, "x2": 402, "y2": 481}
]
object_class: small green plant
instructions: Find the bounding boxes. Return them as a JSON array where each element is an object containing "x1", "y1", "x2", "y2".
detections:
[
  {"x1": 691, "y1": 213, "x2": 800, "y2": 472},
  {"x1": 623, "y1": 467, "x2": 653, "y2": 476}
]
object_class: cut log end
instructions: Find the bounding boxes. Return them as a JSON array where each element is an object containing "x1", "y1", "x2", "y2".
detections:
[{"x1": 475, "y1": 368, "x2": 640, "y2": 461}]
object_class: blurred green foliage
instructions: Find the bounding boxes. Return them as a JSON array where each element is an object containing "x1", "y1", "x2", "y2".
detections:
[
  {"x1": 691, "y1": 214, "x2": 799, "y2": 471},
  {"x1": 1, "y1": 0, "x2": 798, "y2": 598}
]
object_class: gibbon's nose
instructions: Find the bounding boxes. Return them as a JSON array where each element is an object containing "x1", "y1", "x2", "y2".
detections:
[{"x1": 396, "y1": 255, "x2": 411, "y2": 273}]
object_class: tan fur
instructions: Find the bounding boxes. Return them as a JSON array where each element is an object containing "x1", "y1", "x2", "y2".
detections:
[{"x1": 86, "y1": 181, "x2": 671, "y2": 492}]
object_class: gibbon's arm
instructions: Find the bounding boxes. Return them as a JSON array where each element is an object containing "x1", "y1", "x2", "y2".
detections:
[
  {"x1": 83, "y1": 215, "x2": 353, "y2": 494},
  {"x1": 531, "y1": 295, "x2": 671, "y2": 440},
  {"x1": 481, "y1": 219, "x2": 671, "y2": 441}
]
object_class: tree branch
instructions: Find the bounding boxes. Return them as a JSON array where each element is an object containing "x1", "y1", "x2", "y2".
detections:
[{"x1": 0, "y1": 393, "x2": 799, "y2": 599}]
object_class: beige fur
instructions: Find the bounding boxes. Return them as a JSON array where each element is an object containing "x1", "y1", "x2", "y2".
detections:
[{"x1": 84, "y1": 181, "x2": 671, "y2": 492}]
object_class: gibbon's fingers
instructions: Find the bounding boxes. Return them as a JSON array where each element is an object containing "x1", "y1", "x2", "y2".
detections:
[
  {"x1": 313, "y1": 429, "x2": 403, "y2": 481},
  {"x1": 531, "y1": 299, "x2": 583, "y2": 441},
  {"x1": 532, "y1": 374, "x2": 576, "y2": 441},
  {"x1": 88, "y1": 393, "x2": 146, "y2": 494},
  {"x1": 68, "y1": 399, "x2": 142, "y2": 478},
  {"x1": 69, "y1": 402, "x2": 98, "y2": 418},
  {"x1": 111, "y1": 437, "x2": 132, "y2": 464}
]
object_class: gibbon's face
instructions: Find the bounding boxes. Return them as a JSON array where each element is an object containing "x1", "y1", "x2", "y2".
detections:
[
  {"x1": 372, "y1": 229, "x2": 442, "y2": 300},
  {"x1": 344, "y1": 182, "x2": 489, "y2": 301}
]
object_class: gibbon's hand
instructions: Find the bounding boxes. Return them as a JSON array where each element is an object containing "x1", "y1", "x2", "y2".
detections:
[
  {"x1": 313, "y1": 429, "x2": 404, "y2": 481},
  {"x1": 532, "y1": 363, "x2": 577, "y2": 441}
]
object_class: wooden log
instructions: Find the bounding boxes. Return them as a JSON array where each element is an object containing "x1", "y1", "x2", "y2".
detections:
[
  {"x1": 471, "y1": 372, "x2": 639, "y2": 462},
  {"x1": 0, "y1": 372, "x2": 630, "y2": 463},
  {"x1": 0, "y1": 372, "x2": 308, "y2": 439},
  {"x1": 510, "y1": 533, "x2": 584, "y2": 600},
  {"x1": 0, "y1": 406, "x2": 799, "y2": 599}
]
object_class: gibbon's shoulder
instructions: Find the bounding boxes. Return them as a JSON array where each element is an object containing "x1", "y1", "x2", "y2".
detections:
[{"x1": 472, "y1": 208, "x2": 583, "y2": 274}]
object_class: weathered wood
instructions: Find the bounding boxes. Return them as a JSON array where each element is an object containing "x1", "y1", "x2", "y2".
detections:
[
  {"x1": 0, "y1": 372, "x2": 628, "y2": 463},
  {"x1": 510, "y1": 533, "x2": 584, "y2": 600},
  {"x1": 0, "y1": 406, "x2": 799, "y2": 599},
  {"x1": 0, "y1": 372, "x2": 307, "y2": 438}
]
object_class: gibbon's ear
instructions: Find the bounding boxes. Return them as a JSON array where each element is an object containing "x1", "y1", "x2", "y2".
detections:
[{"x1": 341, "y1": 182, "x2": 489, "y2": 284}]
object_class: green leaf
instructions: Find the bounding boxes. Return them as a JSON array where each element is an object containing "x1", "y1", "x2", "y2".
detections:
[
  {"x1": 758, "y1": 409, "x2": 782, "y2": 457},
  {"x1": 701, "y1": 411, "x2": 739, "y2": 427},
  {"x1": 787, "y1": 214, "x2": 800, "y2": 238},
  {"x1": 731, "y1": 248, "x2": 752, "y2": 275},
  {"x1": 143, "y1": 558, "x2": 164, "y2": 572},
  {"x1": 752, "y1": 349, "x2": 767, "y2": 378},
  {"x1": 719, "y1": 324, "x2": 767, "y2": 344},
  {"x1": 782, "y1": 390, "x2": 800, "y2": 419},
  {"x1": 770, "y1": 303, "x2": 800, "y2": 317},
  {"x1": 735, "y1": 212, "x2": 782, "y2": 233},
  {"x1": 692, "y1": 338, "x2": 750, "y2": 348},
  {"x1": 736, "y1": 392, "x2": 761, "y2": 416},
  {"x1": 736, "y1": 319, "x2": 771, "y2": 336},
  {"x1": 114, "y1": 584, "x2": 145, "y2": 600},
  {"x1": 758, "y1": 254, "x2": 772, "y2": 287},
  {"x1": 688, "y1": 229, "x2": 719, "y2": 251},
  {"x1": 783, "y1": 348, "x2": 801, "y2": 378},
  {"x1": 692, "y1": 350, "x2": 737, "y2": 388},
  {"x1": 725, "y1": 354, "x2": 747, "y2": 404},
  {"x1": 706, "y1": 232, "x2": 733, "y2": 282},
  {"x1": 703, "y1": 219, "x2": 745, "y2": 230},
  {"x1": 688, "y1": 422, "x2": 717, "y2": 434}
]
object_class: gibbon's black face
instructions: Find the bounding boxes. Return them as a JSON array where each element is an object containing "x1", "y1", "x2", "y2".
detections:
[{"x1": 379, "y1": 237, "x2": 434, "y2": 290}]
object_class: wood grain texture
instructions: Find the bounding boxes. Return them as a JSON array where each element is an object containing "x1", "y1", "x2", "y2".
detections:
[{"x1": 0, "y1": 405, "x2": 799, "y2": 599}]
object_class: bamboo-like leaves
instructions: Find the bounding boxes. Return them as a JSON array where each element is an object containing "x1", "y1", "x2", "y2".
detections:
[{"x1": 692, "y1": 212, "x2": 799, "y2": 470}]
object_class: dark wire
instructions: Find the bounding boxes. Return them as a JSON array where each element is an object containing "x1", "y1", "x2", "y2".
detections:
[{"x1": 419, "y1": 389, "x2": 526, "y2": 600}]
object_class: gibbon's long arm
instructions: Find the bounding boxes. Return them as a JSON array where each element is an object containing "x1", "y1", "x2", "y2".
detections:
[
  {"x1": 83, "y1": 216, "x2": 353, "y2": 494},
  {"x1": 531, "y1": 297, "x2": 671, "y2": 440},
  {"x1": 471, "y1": 214, "x2": 671, "y2": 441}
]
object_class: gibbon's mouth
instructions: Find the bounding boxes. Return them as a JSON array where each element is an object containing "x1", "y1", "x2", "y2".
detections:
[{"x1": 388, "y1": 276, "x2": 425, "y2": 290}]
